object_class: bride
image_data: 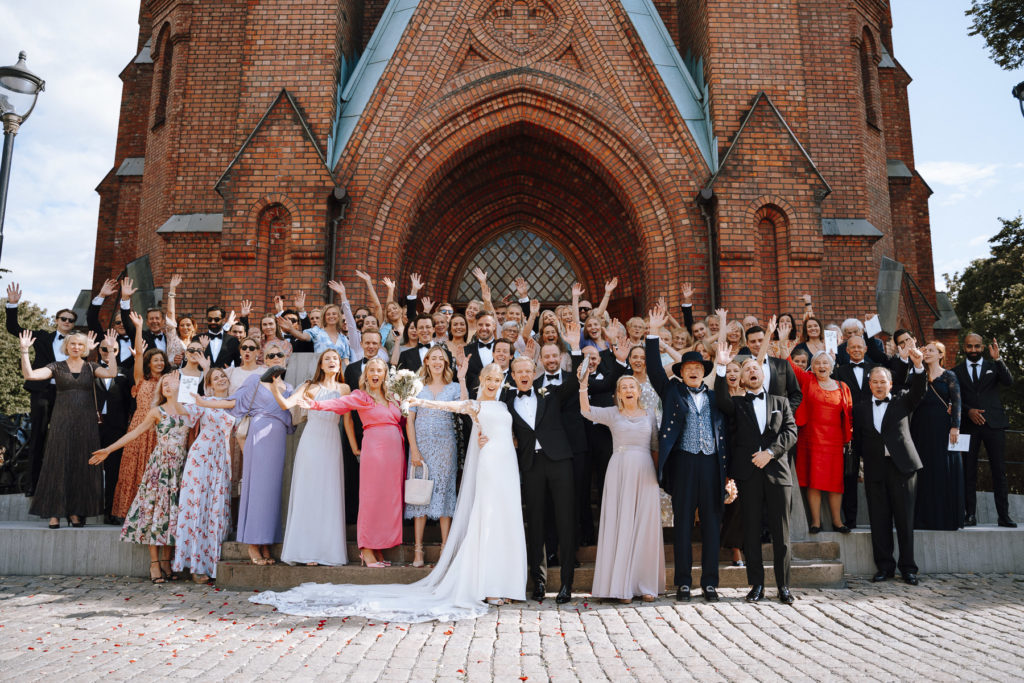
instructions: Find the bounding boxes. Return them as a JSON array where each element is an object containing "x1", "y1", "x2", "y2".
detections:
[{"x1": 249, "y1": 363, "x2": 527, "y2": 622}]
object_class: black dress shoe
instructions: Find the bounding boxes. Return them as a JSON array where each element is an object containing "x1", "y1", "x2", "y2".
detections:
[
  {"x1": 731, "y1": 560, "x2": 745, "y2": 568},
  {"x1": 964, "y1": 514, "x2": 977, "y2": 527},
  {"x1": 676, "y1": 585, "x2": 691, "y2": 602},
  {"x1": 532, "y1": 583, "x2": 546, "y2": 601},
  {"x1": 555, "y1": 585, "x2": 572, "y2": 604},
  {"x1": 902, "y1": 573, "x2": 919, "y2": 586},
  {"x1": 104, "y1": 515, "x2": 124, "y2": 526},
  {"x1": 872, "y1": 571, "x2": 893, "y2": 582},
  {"x1": 835, "y1": 525, "x2": 851, "y2": 534},
  {"x1": 998, "y1": 518, "x2": 1018, "y2": 528},
  {"x1": 702, "y1": 586, "x2": 719, "y2": 603},
  {"x1": 24, "y1": 488, "x2": 35, "y2": 498},
  {"x1": 745, "y1": 585, "x2": 764, "y2": 603},
  {"x1": 808, "y1": 526, "x2": 821, "y2": 534},
  {"x1": 778, "y1": 587, "x2": 795, "y2": 605}
]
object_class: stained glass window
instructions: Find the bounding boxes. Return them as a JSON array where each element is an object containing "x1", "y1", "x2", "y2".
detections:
[{"x1": 456, "y1": 230, "x2": 577, "y2": 303}]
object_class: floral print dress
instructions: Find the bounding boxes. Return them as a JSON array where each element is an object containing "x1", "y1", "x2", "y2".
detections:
[
  {"x1": 120, "y1": 407, "x2": 197, "y2": 546},
  {"x1": 173, "y1": 405, "x2": 235, "y2": 577}
]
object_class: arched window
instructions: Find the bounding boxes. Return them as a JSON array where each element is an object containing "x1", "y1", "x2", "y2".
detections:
[
  {"x1": 153, "y1": 25, "x2": 173, "y2": 127},
  {"x1": 754, "y1": 205, "x2": 787, "y2": 318},
  {"x1": 456, "y1": 229, "x2": 578, "y2": 304},
  {"x1": 256, "y1": 203, "x2": 292, "y2": 305},
  {"x1": 859, "y1": 29, "x2": 879, "y2": 128}
]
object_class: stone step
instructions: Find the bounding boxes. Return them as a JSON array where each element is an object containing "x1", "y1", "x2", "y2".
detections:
[
  {"x1": 213, "y1": 559, "x2": 846, "y2": 593},
  {"x1": 0, "y1": 521, "x2": 150, "y2": 577},
  {"x1": 0, "y1": 494, "x2": 103, "y2": 524},
  {"x1": 219, "y1": 540, "x2": 840, "y2": 564}
]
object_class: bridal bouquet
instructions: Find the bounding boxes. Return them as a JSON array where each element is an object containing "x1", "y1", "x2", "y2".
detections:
[{"x1": 386, "y1": 368, "x2": 423, "y2": 416}]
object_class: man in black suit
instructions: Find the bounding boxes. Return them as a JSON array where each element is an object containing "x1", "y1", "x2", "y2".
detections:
[
  {"x1": 506, "y1": 351, "x2": 580, "y2": 604},
  {"x1": 341, "y1": 330, "x2": 384, "y2": 523},
  {"x1": 397, "y1": 315, "x2": 450, "y2": 371},
  {"x1": 464, "y1": 313, "x2": 498, "y2": 395},
  {"x1": 5, "y1": 282, "x2": 95, "y2": 496},
  {"x1": 713, "y1": 338, "x2": 799, "y2": 605},
  {"x1": 202, "y1": 305, "x2": 240, "y2": 368},
  {"x1": 86, "y1": 279, "x2": 135, "y2": 371},
  {"x1": 836, "y1": 318, "x2": 888, "y2": 366},
  {"x1": 646, "y1": 311, "x2": 730, "y2": 602},
  {"x1": 744, "y1": 325, "x2": 802, "y2": 413},
  {"x1": 833, "y1": 334, "x2": 874, "y2": 528},
  {"x1": 94, "y1": 337, "x2": 132, "y2": 524},
  {"x1": 117, "y1": 277, "x2": 172, "y2": 358},
  {"x1": 954, "y1": 334, "x2": 1016, "y2": 528},
  {"x1": 854, "y1": 347, "x2": 927, "y2": 584}
]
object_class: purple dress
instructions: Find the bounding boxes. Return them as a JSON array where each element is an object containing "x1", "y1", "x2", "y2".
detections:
[{"x1": 229, "y1": 374, "x2": 294, "y2": 544}]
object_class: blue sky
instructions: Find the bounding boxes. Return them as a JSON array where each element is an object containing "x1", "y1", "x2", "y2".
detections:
[{"x1": 0, "y1": 1, "x2": 1021, "y2": 317}]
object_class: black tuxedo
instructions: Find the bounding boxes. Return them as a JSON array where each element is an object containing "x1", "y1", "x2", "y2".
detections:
[
  {"x1": 853, "y1": 368, "x2": 926, "y2": 576},
  {"x1": 834, "y1": 360, "x2": 876, "y2": 526},
  {"x1": 506, "y1": 377, "x2": 578, "y2": 589},
  {"x1": 647, "y1": 337, "x2": 729, "y2": 589},
  {"x1": 715, "y1": 374, "x2": 798, "y2": 589},
  {"x1": 94, "y1": 367, "x2": 132, "y2": 516},
  {"x1": 204, "y1": 332, "x2": 240, "y2": 368},
  {"x1": 763, "y1": 356, "x2": 802, "y2": 413},
  {"x1": 120, "y1": 307, "x2": 173, "y2": 357},
  {"x1": 341, "y1": 358, "x2": 370, "y2": 522},
  {"x1": 464, "y1": 338, "x2": 498, "y2": 395},
  {"x1": 954, "y1": 358, "x2": 1014, "y2": 521},
  {"x1": 397, "y1": 343, "x2": 451, "y2": 373}
]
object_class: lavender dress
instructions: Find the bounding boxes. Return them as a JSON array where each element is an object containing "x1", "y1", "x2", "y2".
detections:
[{"x1": 229, "y1": 374, "x2": 294, "y2": 544}]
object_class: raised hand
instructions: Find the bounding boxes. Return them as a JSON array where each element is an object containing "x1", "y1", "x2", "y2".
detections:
[
  {"x1": 130, "y1": 340, "x2": 148, "y2": 357},
  {"x1": 681, "y1": 282, "x2": 693, "y2": 303},
  {"x1": 327, "y1": 280, "x2": 346, "y2": 299},
  {"x1": 6, "y1": 282, "x2": 22, "y2": 304},
  {"x1": 648, "y1": 307, "x2": 667, "y2": 331},
  {"x1": 778, "y1": 318, "x2": 792, "y2": 340},
  {"x1": 354, "y1": 269, "x2": 372, "y2": 283},
  {"x1": 421, "y1": 297, "x2": 434, "y2": 313},
  {"x1": 240, "y1": 299, "x2": 253, "y2": 317},
  {"x1": 169, "y1": 273, "x2": 183, "y2": 290},
  {"x1": 802, "y1": 294, "x2": 812, "y2": 305},
  {"x1": 513, "y1": 276, "x2": 529, "y2": 299},
  {"x1": 198, "y1": 334, "x2": 210, "y2": 349},
  {"x1": 120, "y1": 277, "x2": 137, "y2": 300},
  {"x1": 294, "y1": 291, "x2": 306, "y2": 310},
  {"x1": 530, "y1": 299, "x2": 540, "y2": 316},
  {"x1": 273, "y1": 296, "x2": 285, "y2": 314},
  {"x1": 85, "y1": 330, "x2": 99, "y2": 352},
  {"x1": 381, "y1": 276, "x2": 396, "y2": 291},
  {"x1": 766, "y1": 314, "x2": 778, "y2": 338},
  {"x1": 572, "y1": 282, "x2": 585, "y2": 298},
  {"x1": 472, "y1": 267, "x2": 488, "y2": 283},
  {"x1": 715, "y1": 336, "x2": 732, "y2": 365},
  {"x1": 128, "y1": 310, "x2": 144, "y2": 329},
  {"x1": 99, "y1": 278, "x2": 119, "y2": 298},
  {"x1": 898, "y1": 335, "x2": 915, "y2": 360},
  {"x1": 990, "y1": 339, "x2": 1001, "y2": 360},
  {"x1": 18, "y1": 330, "x2": 34, "y2": 351},
  {"x1": 102, "y1": 330, "x2": 119, "y2": 354},
  {"x1": 604, "y1": 277, "x2": 618, "y2": 294},
  {"x1": 564, "y1": 321, "x2": 581, "y2": 349},
  {"x1": 524, "y1": 336, "x2": 538, "y2": 358},
  {"x1": 908, "y1": 344, "x2": 924, "y2": 368},
  {"x1": 657, "y1": 295, "x2": 668, "y2": 313},
  {"x1": 410, "y1": 273, "x2": 424, "y2": 294},
  {"x1": 456, "y1": 352, "x2": 470, "y2": 381},
  {"x1": 714, "y1": 308, "x2": 728, "y2": 323},
  {"x1": 223, "y1": 310, "x2": 237, "y2": 330}
]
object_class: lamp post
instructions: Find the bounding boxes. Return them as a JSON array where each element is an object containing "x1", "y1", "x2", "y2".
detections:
[
  {"x1": 0, "y1": 51, "x2": 46, "y2": 266},
  {"x1": 1014, "y1": 81, "x2": 1024, "y2": 120}
]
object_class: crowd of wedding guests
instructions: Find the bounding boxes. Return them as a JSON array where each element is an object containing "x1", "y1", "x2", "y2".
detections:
[{"x1": 5, "y1": 267, "x2": 1016, "y2": 600}]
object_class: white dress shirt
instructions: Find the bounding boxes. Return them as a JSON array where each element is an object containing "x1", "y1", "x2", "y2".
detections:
[
  {"x1": 850, "y1": 362, "x2": 865, "y2": 388},
  {"x1": 542, "y1": 370, "x2": 562, "y2": 387},
  {"x1": 475, "y1": 339, "x2": 494, "y2": 367},
  {"x1": 207, "y1": 334, "x2": 223, "y2": 362},
  {"x1": 513, "y1": 388, "x2": 542, "y2": 450},
  {"x1": 748, "y1": 390, "x2": 767, "y2": 432},
  {"x1": 968, "y1": 360, "x2": 983, "y2": 383},
  {"x1": 872, "y1": 395, "x2": 890, "y2": 434}
]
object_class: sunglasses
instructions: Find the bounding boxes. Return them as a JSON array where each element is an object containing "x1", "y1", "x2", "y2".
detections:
[
  {"x1": 57, "y1": 316, "x2": 76, "y2": 323},
  {"x1": 113, "y1": 319, "x2": 124, "y2": 326},
  {"x1": 265, "y1": 352, "x2": 286, "y2": 360},
  {"x1": 207, "y1": 316, "x2": 222, "y2": 323},
  {"x1": 240, "y1": 344, "x2": 258, "y2": 351},
  {"x1": 188, "y1": 347, "x2": 203, "y2": 354},
  {"x1": 99, "y1": 347, "x2": 114, "y2": 354},
  {"x1": 440, "y1": 309, "x2": 454, "y2": 315}
]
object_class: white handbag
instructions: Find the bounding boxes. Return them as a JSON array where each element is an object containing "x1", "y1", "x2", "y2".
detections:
[{"x1": 404, "y1": 461, "x2": 434, "y2": 506}]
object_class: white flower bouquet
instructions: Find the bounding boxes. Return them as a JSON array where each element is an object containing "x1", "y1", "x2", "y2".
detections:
[{"x1": 386, "y1": 368, "x2": 423, "y2": 416}]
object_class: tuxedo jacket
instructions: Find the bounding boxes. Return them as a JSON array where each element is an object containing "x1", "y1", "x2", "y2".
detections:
[
  {"x1": 764, "y1": 356, "x2": 803, "y2": 414},
  {"x1": 120, "y1": 307, "x2": 174, "y2": 356},
  {"x1": 953, "y1": 358, "x2": 1013, "y2": 431},
  {"x1": 94, "y1": 368, "x2": 133, "y2": 434},
  {"x1": 204, "y1": 333, "x2": 240, "y2": 368},
  {"x1": 714, "y1": 374, "x2": 797, "y2": 485},
  {"x1": 533, "y1": 354, "x2": 586, "y2": 453},
  {"x1": 834, "y1": 361, "x2": 876, "y2": 405},
  {"x1": 852, "y1": 368, "x2": 926, "y2": 481},
  {"x1": 585, "y1": 355, "x2": 628, "y2": 408},
  {"x1": 343, "y1": 359, "x2": 370, "y2": 445},
  {"x1": 464, "y1": 338, "x2": 498, "y2": 395},
  {"x1": 505, "y1": 374, "x2": 578, "y2": 472},
  {"x1": 645, "y1": 338, "x2": 728, "y2": 496},
  {"x1": 397, "y1": 343, "x2": 452, "y2": 373}
]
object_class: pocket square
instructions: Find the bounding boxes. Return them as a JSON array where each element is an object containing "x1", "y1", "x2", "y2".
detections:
[{"x1": 770, "y1": 409, "x2": 781, "y2": 415}]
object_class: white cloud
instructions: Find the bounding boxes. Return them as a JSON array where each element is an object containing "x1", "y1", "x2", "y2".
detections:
[{"x1": 917, "y1": 161, "x2": 1000, "y2": 187}]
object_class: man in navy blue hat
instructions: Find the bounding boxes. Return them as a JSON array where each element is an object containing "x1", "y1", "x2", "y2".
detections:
[{"x1": 646, "y1": 306, "x2": 729, "y2": 602}]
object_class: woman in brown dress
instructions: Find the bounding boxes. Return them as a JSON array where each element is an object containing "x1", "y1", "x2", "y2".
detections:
[
  {"x1": 19, "y1": 330, "x2": 120, "y2": 528},
  {"x1": 111, "y1": 311, "x2": 171, "y2": 519}
]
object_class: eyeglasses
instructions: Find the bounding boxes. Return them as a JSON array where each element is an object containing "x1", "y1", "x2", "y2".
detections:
[
  {"x1": 265, "y1": 352, "x2": 286, "y2": 360},
  {"x1": 207, "y1": 316, "x2": 222, "y2": 323},
  {"x1": 440, "y1": 309, "x2": 454, "y2": 315},
  {"x1": 57, "y1": 316, "x2": 76, "y2": 323},
  {"x1": 354, "y1": 314, "x2": 367, "y2": 320},
  {"x1": 240, "y1": 344, "x2": 258, "y2": 351}
]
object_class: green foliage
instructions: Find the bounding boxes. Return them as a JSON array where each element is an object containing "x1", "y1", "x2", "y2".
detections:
[
  {"x1": 966, "y1": 0, "x2": 1024, "y2": 70},
  {"x1": 0, "y1": 298, "x2": 54, "y2": 415},
  {"x1": 944, "y1": 215, "x2": 1024, "y2": 426}
]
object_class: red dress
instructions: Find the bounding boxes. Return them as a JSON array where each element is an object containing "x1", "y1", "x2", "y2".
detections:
[
  {"x1": 310, "y1": 390, "x2": 405, "y2": 550},
  {"x1": 789, "y1": 359, "x2": 852, "y2": 493}
]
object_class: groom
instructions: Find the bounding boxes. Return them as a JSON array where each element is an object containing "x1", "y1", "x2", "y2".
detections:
[{"x1": 506, "y1": 346, "x2": 583, "y2": 604}]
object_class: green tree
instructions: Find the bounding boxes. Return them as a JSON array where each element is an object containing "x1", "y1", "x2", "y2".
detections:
[
  {"x1": 0, "y1": 297, "x2": 54, "y2": 415},
  {"x1": 966, "y1": 0, "x2": 1024, "y2": 70},
  {"x1": 944, "y1": 215, "x2": 1024, "y2": 425}
]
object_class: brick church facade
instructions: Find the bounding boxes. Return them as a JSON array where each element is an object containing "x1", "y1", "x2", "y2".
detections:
[{"x1": 91, "y1": 0, "x2": 951, "y2": 339}]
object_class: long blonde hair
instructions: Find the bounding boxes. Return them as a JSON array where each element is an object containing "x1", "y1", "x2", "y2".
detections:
[
  {"x1": 359, "y1": 357, "x2": 389, "y2": 394},
  {"x1": 418, "y1": 346, "x2": 453, "y2": 384}
]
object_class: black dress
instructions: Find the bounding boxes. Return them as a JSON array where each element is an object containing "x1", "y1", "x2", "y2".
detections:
[
  {"x1": 28, "y1": 362, "x2": 104, "y2": 519},
  {"x1": 911, "y1": 370, "x2": 964, "y2": 530}
]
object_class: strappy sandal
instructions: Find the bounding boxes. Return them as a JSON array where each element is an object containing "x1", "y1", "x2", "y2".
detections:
[
  {"x1": 149, "y1": 560, "x2": 166, "y2": 584},
  {"x1": 248, "y1": 548, "x2": 266, "y2": 565},
  {"x1": 412, "y1": 544, "x2": 425, "y2": 568}
]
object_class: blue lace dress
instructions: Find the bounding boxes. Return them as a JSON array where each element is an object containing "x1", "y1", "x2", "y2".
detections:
[{"x1": 405, "y1": 383, "x2": 461, "y2": 520}]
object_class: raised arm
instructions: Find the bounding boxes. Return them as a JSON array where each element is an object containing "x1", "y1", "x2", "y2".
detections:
[
  {"x1": 90, "y1": 407, "x2": 161, "y2": 464},
  {"x1": 592, "y1": 277, "x2": 617, "y2": 321},
  {"x1": 166, "y1": 274, "x2": 182, "y2": 324},
  {"x1": 472, "y1": 268, "x2": 495, "y2": 314},
  {"x1": 522, "y1": 300, "x2": 540, "y2": 342},
  {"x1": 644, "y1": 307, "x2": 671, "y2": 395},
  {"x1": 279, "y1": 314, "x2": 312, "y2": 341},
  {"x1": 5, "y1": 283, "x2": 26, "y2": 336},
  {"x1": 129, "y1": 311, "x2": 147, "y2": 385},
  {"x1": 713, "y1": 337, "x2": 737, "y2": 416},
  {"x1": 679, "y1": 282, "x2": 695, "y2": 334},
  {"x1": 355, "y1": 270, "x2": 384, "y2": 321},
  {"x1": 571, "y1": 283, "x2": 584, "y2": 326},
  {"x1": 271, "y1": 379, "x2": 311, "y2": 410},
  {"x1": 18, "y1": 332, "x2": 52, "y2": 381},
  {"x1": 407, "y1": 397, "x2": 480, "y2": 418}
]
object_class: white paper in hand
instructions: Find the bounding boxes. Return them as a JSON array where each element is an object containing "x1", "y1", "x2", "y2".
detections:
[
  {"x1": 865, "y1": 315, "x2": 882, "y2": 338},
  {"x1": 177, "y1": 374, "x2": 202, "y2": 404},
  {"x1": 824, "y1": 330, "x2": 839, "y2": 355},
  {"x1": 949, "y1": 433, "x2": 970, "y2": 452}
]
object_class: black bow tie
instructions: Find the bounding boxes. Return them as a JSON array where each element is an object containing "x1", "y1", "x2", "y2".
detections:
[
  {"x1": 152, "y1": 333, "x2": 164, "y2": 341},
  {"x1": 56, "y1": 334, "x2": 65, "y2": 340},
  {"x1": 208, "y1": 332, "x2": 222, "y2": 339},
  {"x1": 746, "y1": 392, "x2": 765, "y2": 402},
  {"x1": 117, "y1": 335, "x2": 131, "y2": 342},
  {"x1": 688, "y1": 385, "x2": 707, "y2": 394},
  {"x1": 875, "y1": 397, "x2": 890, "y2": 406},
  {"x1": 418, "y1": 343, "x2": 432, "y2": 349},
  {"x1": 517, "y1": 389, "x2": 533, "y2": 398},
  {"x1": 545, "y1": 373, "x2": 560, "y2": 381},
  {"x1": 851, "y1": 362, "x2": 864, "y2": 368},
  {"x1": 479, "y1": 341, "x2": 493, "y2": 349}
]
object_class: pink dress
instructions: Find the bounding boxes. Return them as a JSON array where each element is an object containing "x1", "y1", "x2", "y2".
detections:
[{"x1": 311, "y1": 390, "x2": 404, "y2": 550}]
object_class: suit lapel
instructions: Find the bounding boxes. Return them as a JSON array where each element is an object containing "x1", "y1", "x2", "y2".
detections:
[{"x1": 534, "y1": 391, "x2": 548, "y2": 426}]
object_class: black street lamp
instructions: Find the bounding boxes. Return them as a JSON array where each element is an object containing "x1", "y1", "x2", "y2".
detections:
[
  {"x1": 1014, "y1": 81, "x2": 1024, "y2": 120},
  {"x1": 0, "y1": 51, "x2": 46, "y2": 266}
]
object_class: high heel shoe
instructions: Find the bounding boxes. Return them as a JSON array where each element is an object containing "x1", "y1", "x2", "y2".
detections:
[
  {"x1": 48, "y1": 518, "x2": 60, "y2": 529},
  {"x1": 149, "y1": 560, "x2": 166, "y2": 584},
  {"x1": 360, "y1": 554, "x2": 387, "y2": 568},
  {"x1": 412, "y1": 544, "x2": 425, "y2": 568},
  {"x1": 68, "y1": 515, "x2": 85, "y2": 528}
]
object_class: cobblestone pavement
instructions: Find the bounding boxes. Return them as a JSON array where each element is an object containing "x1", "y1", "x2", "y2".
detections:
[{"x1": 1, "y1": 574, "x2": 1022, "y2": 681}]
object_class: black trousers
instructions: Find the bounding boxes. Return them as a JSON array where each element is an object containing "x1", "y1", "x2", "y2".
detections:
[
  {"x1": 523, "y1": 450, "x2": 576, "y2": 589},
  {"x1": 98, "y1": 421, "x2": 124, "y2": 516},
  {"x1": 26, "y1": 389, "x2": 56, "y2": 492},
  {"x1": 865, "y1": 460, "x2": 917, "y2": 575},
  {"x1": 669, "y1": 451, "x2": 721, "y2": 589},
  {"x1": 841, "y1": 444, "x2": 861, "y2": 526},
  {"x1": 544, "y1": 448, "x2": 592, "y2": 559},
  {"x1": 585, "y1": 421, "x2": 613, "y2": 514},
  {"x1": 963, "y1": 425, "x2": 1009, "y2": 520},
  {"x1": 737, "y1": 472, "x2": 791, "y2": 588}
]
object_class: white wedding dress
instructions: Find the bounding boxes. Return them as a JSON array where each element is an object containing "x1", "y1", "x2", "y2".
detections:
[{"x1": 250, "y1": 400, "x2": 527, "y2": 622}]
